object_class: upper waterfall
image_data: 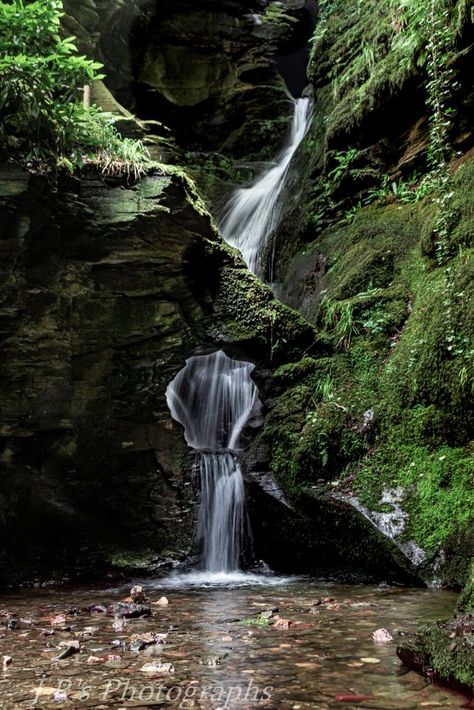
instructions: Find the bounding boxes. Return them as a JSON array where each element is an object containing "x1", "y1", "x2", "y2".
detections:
[{"x1": 219, "y1": 97, "x2": 312, "y2": 277}]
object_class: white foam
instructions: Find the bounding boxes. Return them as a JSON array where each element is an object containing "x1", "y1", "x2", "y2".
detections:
[{"x1": 148, "y1": 571, "x2": 298, "y2": 589}]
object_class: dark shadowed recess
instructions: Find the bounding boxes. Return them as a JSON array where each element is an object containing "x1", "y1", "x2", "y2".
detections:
[{"x1": 102, "y1": 0, "x2": 317, "y2": 151}]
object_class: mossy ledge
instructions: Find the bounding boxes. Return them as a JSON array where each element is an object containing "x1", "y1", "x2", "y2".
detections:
[{"x1": 397, "y1": 613, "x2": 474, "y2": 697}]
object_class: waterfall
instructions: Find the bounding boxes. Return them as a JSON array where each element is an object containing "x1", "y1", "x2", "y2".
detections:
[
  {"x1": 219, "y1": 97, "x2": 312, "y2": 277},
  {"x1": 166, "y1": 350, "x2": 260, "y2": 573},
  {"x1": 163, "y1": 99, "x2": 312, "y2": 585}
]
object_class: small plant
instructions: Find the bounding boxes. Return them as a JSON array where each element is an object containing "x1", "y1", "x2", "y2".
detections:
[
  {"x1": 263, "y1": 2, "x2": 298, "y2": 28},
  {"x1": 361, "y1": 172, "x2": 439, "y2": 211},
  {"x1": 314, "y1": 374, "x2": 335, "y2": 403},
  {"x1": 328, "y1": 148, "x2": 359, "y2": 185},
  {"x1": 321, "y1": 298, "x2": 359, "y2": 351},
  {"x1": 239, "y1": 615, "x2": 271, "y2": 628},
  {"x1": 361, "y1": 308, "x2": 390, "y2": 335}
]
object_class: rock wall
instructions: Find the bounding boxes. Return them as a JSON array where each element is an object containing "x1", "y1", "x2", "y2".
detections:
[
  {"x1": 0, "y1": 164, "x2": 314, "y2": 585},
  {"x1": 255, "y1": 0, "x2": 474, "y2": 589},
  {"x1": 63, "y1": 0, "x2": 316, "y2": 158}
]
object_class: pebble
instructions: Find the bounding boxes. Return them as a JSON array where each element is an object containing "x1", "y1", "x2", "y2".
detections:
[
  {"x1": 140, "y1": 661, "x2": 174, "y2": 674},
  {"x1": 153, "y1": 596, "x2": 169, "y2": 606},
  {"x1": 373, "y1": 628, "x2": 393, "y2": 643}
]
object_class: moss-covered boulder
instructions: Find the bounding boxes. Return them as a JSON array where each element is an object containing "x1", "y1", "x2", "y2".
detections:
[{"x1": 397, "y1": 614, "x2": 474, "y2": 696}]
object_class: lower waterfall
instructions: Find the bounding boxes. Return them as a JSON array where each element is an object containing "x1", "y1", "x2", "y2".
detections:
[{"x1": 166, "y1": 350, "x2": 260, "y2": 574}]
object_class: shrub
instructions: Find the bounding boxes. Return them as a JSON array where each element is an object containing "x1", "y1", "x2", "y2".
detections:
[{"x1": 0, "y1": 0, "x2": 148, "y2": 176}]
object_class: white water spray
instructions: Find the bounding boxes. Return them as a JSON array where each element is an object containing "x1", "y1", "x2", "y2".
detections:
[
  {"x1": 219, "y1": 97, "x2": 312, "y2": 276},
  {"x1": 166, "y1": 351, "x2": 260, "y2": 573}
]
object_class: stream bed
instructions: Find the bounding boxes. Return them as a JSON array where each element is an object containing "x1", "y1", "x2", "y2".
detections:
[{"x1": 0, "y1": 579, "x2": 467, "y2": 709}]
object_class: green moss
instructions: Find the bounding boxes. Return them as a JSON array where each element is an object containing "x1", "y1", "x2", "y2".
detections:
[
  {"x1": 108, "y1": 549, "x2": 162, "y2": 572},
  {"x1": 353, "y1": 443, "x2": 474, "y2": 551},
  {"x1": 273, "y1": 356, "x2": 321, "y2": 385},
  {"x1": 238, "y1": 614, "x2": 272, "y2": 628},
  {"x1": 309, "y1": 0, "x2": 470, "y2": 145},
  {"x1": 264, "y1": 158, "x2": 474, "y2": 582},
  {"x1": 263, "y1": 384, "x2": 312, "y2": 473},
  {"x1": 214, "y1": 261, "x2": 315, "y2": 361},
  {"x1": 263, "y1": 2, "x2": 298, "y2": 28},
  {"x1": 381, "y1": 253, "x2": 474, "y2": 433},
  {"x1": 458, "y1": 561, "x2": 474, "y2": 612},
  {"x1": 405, "y1": 617, "x2": 474, "y2": 689},
  {"x1": 450, "y1": 160, "x2": 474, "y2": 251}
]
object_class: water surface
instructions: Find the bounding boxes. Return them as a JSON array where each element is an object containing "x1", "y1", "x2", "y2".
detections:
[{"x1": 0, "y1": 580, "x2": 464, "y2": 709}]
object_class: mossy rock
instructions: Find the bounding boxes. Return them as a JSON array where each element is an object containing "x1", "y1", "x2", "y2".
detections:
[
  {"x1": 212, "y1": 258, "x2": 316, "y2": 363},
  {"x1": 458, "y1": 561, "x2": 474, "y2": 613},
  {"x1": 397, "y1": 615, "x2": 474, "y2": 694}
]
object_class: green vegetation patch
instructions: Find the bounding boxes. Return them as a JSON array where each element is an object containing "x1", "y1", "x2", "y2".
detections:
[
  {"x1": 309, "y1": 0, "x2": 470, "y2": 144},
  {"x1": 0, "y1": 0, "x2": 149, "y2": 176}
]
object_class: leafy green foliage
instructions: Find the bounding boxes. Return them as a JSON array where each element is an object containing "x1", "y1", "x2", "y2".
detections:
[
  {"x1": 0, "y1": 0, "x2": 148, "y2": 176},
  {"x1": 321, "y1": 298, "x2": 359, "y2": 351},
  {"x1": 262, "y1": 2, "x2": 299, "y2": 28},
  {"x1": 308, "y1": 0, "x2": 468, "y2": 231},
  {"x1": 362, "y1": 172, "x2": 439, "y2": 208}
]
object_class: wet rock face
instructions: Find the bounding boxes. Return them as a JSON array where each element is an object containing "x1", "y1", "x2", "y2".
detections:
[
  {"x1": 245, "y1": 478, "x2": 423, "y2": 585},
  {"x1": 0, "y1": 166, "x2": 221, "y2": 583},
  {"x1": 64, "y1": 0, "x2": 316, "y2": 157},
  {"x1": 0, "y1": 164, "x2": 316, "y2": 585},
  {"x1": 129, "y1": 0, "x2": 315, "y2": 155}
]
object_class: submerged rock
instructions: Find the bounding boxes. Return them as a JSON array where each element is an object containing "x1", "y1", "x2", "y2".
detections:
[
  {"x1": 107, "y1": 603, "x2": 151, "y2": 619},
  {"x1": 54, "y1": 640, "x2": 80, "y2": 660},
  {"x1": 140, "y1": 661, "x2": 174, "y2": 675},
  {"x1": 130, "y1": 585, "x2": 148, "y2": 604},
  {"x1": 199, "y1": 652, "x2": 228, "y2": 667}
]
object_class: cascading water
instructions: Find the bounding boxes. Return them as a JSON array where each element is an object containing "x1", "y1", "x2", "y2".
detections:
[
  {"x1": 162, "y1": 100, "x2": 312, "y2": 587},
  {"x1": 166, "y1": 350, "x2": 260, "y2": 574},
  {"x1": 219, "y1": 97, "x2": 312, "y2": 277}
]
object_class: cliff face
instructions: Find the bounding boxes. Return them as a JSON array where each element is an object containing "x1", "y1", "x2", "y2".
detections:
[
  {"x1": 64, "y1": 0, "x2": 315, "y2": 158},
  {"x1": 0, "y1": 155, "x2": 423, "y2": 587},
  {"x1": 255, "y1": 0, "x2": 474, "y2": 590},
  {"x1": 0, "y1": 164, "x2": 314, "y2": 584},
  {"x1": 1, "y1": 0, "x2": 472, "y2": 598},
  {"x1": 0, "y1": 167, "x2": 205, "y2": 581}
]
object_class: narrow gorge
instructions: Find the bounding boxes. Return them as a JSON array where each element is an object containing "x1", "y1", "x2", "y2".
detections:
[{"x1": 0, "y1": 0, "x2": 473, "y2": 706}]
